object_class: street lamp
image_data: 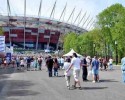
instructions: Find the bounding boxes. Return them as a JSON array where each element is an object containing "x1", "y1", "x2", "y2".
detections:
[
  {"x1": 115, "y1": 41, "x2": 118, "y2": 65},
  {"x1": 93, "y1": 43, "x2": 95, "y2": 56}
]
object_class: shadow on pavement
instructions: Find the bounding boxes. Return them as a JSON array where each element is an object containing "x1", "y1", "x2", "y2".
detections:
[
  {"x1": 100, "y1": 79, "x2": 119, "y2": 82},
  {"x1": 0, "y1": 74, "x2": 11, "y2": 79},
  {"x1": 57, "y1": 75, "x2": 65, "y2": 77},
  {"x1": 7, "y1": 90, "x2": 39, "y2": 96},
  {"x1": 1, "y1": 80, "x2": 40, "y2": 100},
  {"x1": 68, "y1": 86, "x2": 108, "y2": 90},
  {"x1": 0, "y1": 68, "x2": 15, "y2": 93},
  {"x1": 0, "y1": 66, "x2": 28, "y2": 76},
  {"x1": 7, "y1": 80, "x2": 39, "y2": 94},
  {"x1": 83, "y1": 86, "x2": 108, "y2": 90},
  {"x1": 0, "y1": 67, "x2": 15, "y2": 75}
]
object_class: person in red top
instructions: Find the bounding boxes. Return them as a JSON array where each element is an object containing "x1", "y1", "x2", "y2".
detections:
[{"x1": 103, "y1": 58, "x2": 107, "y2": 71}]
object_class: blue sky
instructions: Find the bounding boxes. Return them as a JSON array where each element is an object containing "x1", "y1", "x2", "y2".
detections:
[{"x1": 0, "y1": 0, "x2": 125, "y2": 29}]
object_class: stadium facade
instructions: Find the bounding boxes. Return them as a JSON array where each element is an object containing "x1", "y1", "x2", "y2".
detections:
[{"x1": 0, "y1": 0, "x2": 93, "y2": 50}]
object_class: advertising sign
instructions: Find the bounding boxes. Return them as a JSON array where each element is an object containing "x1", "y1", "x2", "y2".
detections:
[
  {"x1": 0, "y1": 36, "x2": 5, "y2": 52},
  {"x1": 6, "y1": 52, "x2": 11, "y2": 61}
]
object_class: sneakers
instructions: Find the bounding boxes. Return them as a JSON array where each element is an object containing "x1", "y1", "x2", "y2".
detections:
[
  {"x1": 78, "y1": 87, "x2": 82, "y2": 90},
  {"x1": 67, "y1": 86, "x2": 70, "y2": 90},
  {"x1": 92, "y1": 81, "x2": 96, "y2": 83},
  {"x1": 92, "y1": 80, "x2": 100, "y2": 83},
  {"x1": 72, "y1": 85, "x2": 76, "y2": 89}
]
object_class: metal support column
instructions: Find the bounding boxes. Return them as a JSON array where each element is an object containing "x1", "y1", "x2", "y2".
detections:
[
  {"x1": 36, "y1": 0, "x2": 42, "y2": 50},
  {"x1": 7, "y1": 0, "x2": 11, "y2": 47},
  {"x1": 24, "y1": 0, "x2": 26, "y2": 49}
]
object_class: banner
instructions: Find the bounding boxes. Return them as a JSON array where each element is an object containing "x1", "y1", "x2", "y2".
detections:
[
  {"x1": 6, "y1": 52, "x2": 11, "y2": 61},
  {"x1": 0, "y1": 36, "x2": 5, "y2": 52}
]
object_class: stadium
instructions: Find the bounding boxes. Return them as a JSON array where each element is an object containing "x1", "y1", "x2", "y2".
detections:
[{"x1": 0, "y1": 0, "x2": 93, "y2": 50}]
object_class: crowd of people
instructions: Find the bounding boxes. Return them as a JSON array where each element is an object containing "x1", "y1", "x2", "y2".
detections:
[
  {"x1": 0, "y1": 52, "x2": 125, "y2": 90},
  {"x1": 45, "y1": 53, "x2": 120, "y2": 89},
  {"x1": 0, "y1": 55, "x2": 43, "y2": 71}
]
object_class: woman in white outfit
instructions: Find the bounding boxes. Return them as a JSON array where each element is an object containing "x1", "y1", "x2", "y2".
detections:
[
  {"x1": 20, "y1": 58, "x2": 25, "y2": 70},
  {"x1": 63, "y1": 58, "x2": 71, "y2": 89},
  {"x1": 109, "y1": 58, "x2": 113, "y2": 70}
]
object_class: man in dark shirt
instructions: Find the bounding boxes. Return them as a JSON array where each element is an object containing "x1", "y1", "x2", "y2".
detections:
[
  {"x1": 46, "y1": 56, "x2": 54, "y2": 77},
  {"x1": 27, "y1": 56, "x2": 31, "y2": 71},
  {"x1": 81, "y1": 55, "x2": 88, "y2": 81}
]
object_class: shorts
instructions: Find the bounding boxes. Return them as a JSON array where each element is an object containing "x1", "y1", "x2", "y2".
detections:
[
  {"x1": 92, "y1": 69, "x2": 99, "y2": 75},
  {"x1": 73, "y1": 69, "x2": 80, "y2": 82}
]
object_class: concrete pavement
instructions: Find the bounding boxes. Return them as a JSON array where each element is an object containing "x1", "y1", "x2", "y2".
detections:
[{"x1": 0, "y1": 65, "x2": 125, "y2": 100}]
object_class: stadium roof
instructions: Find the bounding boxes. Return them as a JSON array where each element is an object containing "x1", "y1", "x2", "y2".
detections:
[
  {"x1": 0, "y1": 0, "x2": 95, "y2": 32},
  {"x1": 0, "y1": 15, "x2": 87, "y2": 33}
]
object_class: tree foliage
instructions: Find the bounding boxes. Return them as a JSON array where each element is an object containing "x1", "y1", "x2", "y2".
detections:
[
  {"x1": 63, "y1": 32, "x2": 78, "y2": 53},
  {"x1": 0, "y1": 27, "x2": 3, "y2": 35},
  {"x1": 63, "y1": 3, "x2": 125, "y2": 60},
  {"x1": 97, "y1": 3, "x2": 125, "y2": 58}
]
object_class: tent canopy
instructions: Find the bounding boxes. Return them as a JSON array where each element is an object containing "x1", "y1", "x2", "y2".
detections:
[{"x1": 63, "y1": 49, "x2": 82, "y2": 57}]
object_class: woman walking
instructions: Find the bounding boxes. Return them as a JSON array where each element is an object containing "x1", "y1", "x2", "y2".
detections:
[
  {"x1": 53, "y1": 57, "x2": 59, "y2": 76},
  {"x1": 63, "y1": 58, "x2": 71, "y2": 89}
]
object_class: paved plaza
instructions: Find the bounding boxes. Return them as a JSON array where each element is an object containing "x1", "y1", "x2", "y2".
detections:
[{"x1": 0, "y1": 65, "x2": 125, "y2": 100}]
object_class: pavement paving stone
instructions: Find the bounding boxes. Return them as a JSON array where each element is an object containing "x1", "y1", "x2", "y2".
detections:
[{"x1": 0, "y1": 65, "x2": 125, "y2": 100}]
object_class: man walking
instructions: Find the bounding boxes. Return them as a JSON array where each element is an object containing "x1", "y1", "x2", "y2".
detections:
[
  {"x1": 46, "y1": 56, "x2": 54, "y2": 77},
  {"x1": 91, "y1": 56, "x2": 100, "y2": 83},
  {"x1": 81, "y1": 55, "x2": 88, "y2": 81},
  {"x1": 66, "y1": 53, "x2": 82, "y2": 90}
]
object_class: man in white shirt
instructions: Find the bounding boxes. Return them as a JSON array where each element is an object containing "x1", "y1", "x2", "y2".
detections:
[{"x1": 67, "y1": 53, "x2": 82, "y2": 90}]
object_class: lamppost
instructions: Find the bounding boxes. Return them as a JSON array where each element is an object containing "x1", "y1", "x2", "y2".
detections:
[
  {"x1": 115, "y1": 41, "x2": 118, "y2": 65},
  {"x1": 93, "y1": 43, "x2": 95, "y2": 56}
]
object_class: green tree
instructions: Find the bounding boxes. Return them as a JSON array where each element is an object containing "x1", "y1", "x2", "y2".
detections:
[
  {"x1": 63, "y1": 3, "x2": 125, "y2": 60},
  {"x1": 63, "y1": 32, "x2": 78, "y2": 53},
  {"x1": 97, "y1": 3, "x2": 125, "y2": 59},
  {"x1": 0, "y1": 27, "x2": 3, "y2": 35}
]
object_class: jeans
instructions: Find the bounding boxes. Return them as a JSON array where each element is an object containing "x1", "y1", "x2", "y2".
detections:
[
  {"x1": 16, "y1": 62, "x2": 20, "y2": 67},
  {"x1": 27, "y1": 63, "x2": 30, "y2": 70},
  {"x1": 54, "y1": 68, "x2": 58, "y2": 76},
  {"x1": 109, "y1": 64, "x2": 113, "y2": 70},
  {"x1": 48, "y1": 68, "x2": 53, "y2": 77},
  {"x1": 82, "y1": 67, "x2": 88, "y2": 80},
  {"x1": 122, "y1": 72, "x2": 125, "y2": 83}
]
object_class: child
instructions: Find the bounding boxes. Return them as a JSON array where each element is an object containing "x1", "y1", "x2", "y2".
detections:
[{"x1": 63, "y1": 58, "x2": 71, "y2": 89}]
